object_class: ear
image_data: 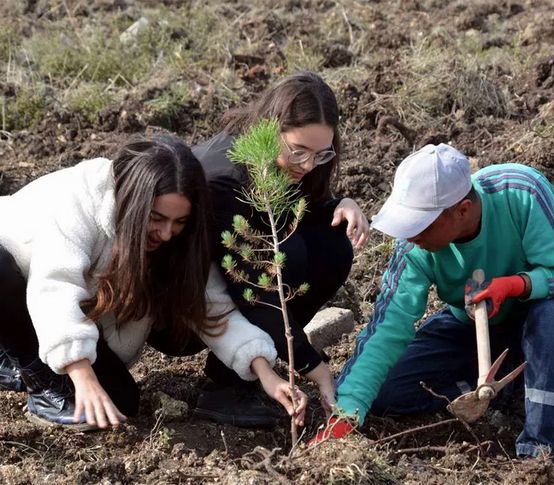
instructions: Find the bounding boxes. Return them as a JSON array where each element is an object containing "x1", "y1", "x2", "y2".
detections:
[{"x1": 457, "y1": 199, "x2": 472, "y2": 218}]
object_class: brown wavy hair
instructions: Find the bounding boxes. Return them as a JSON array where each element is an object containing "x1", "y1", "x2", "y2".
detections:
[
  {"x1": 222, "y1": 71, "x2": 341, "y2": 204},
  {"x1": 84, "y1": 135, "x2": 213, "y2": 344}
]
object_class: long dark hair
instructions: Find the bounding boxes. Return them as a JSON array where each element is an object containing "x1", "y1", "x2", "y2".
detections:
[
  {"x1": 84, "y1": 135, "x2": 212, "y2": 344},
  {"x1": 223, "y1": 71, "x2": 341, "y2": 203}
]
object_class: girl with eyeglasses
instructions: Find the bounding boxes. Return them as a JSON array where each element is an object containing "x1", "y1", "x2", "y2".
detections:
[{"x1": 192, "y1": 71, "x2": 369, "y2": 426}]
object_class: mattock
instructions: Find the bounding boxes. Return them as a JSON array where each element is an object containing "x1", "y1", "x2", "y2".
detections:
[{"x1": 448, "y1": 269, "x2": 527, "y2": 423}]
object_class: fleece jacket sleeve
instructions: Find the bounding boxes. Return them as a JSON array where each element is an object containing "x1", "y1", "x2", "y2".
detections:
[
  {"x1": 26, "y1": 177, "x2": 100, "y2": 374},
  {"x1": 201, "y1": 264, "x2": 278, "y2": 381}
]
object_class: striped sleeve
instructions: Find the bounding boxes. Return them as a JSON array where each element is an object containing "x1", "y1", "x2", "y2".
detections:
[
  {"x1": 477, "y1": 164, "x2": 554, "y2": 300},
  {"x1": 335, "y1": 240, "x2": 431, "y2": 423}
]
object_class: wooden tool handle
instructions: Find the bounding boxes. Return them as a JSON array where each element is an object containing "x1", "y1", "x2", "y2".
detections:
[{"x1": 473, "y1": 269, "x2": 492, "y2": 388}]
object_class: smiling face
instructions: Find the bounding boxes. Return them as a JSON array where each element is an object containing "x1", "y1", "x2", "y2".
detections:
[
  {"x1": 146, "y1": 193, "x2": 192, "y2": 252},
  {"x1": 276, "y1": 123, "x2": 335, "y2": 182}
]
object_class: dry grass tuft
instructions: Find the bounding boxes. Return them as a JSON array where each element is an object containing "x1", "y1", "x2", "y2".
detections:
[{"x1": 376, "y1": 35, "x2": 512, "y2": 129}]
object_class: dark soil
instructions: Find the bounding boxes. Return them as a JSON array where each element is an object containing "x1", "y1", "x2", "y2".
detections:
[{"x1": 1, "y1": 0, "x2": 554, "y2": 483}]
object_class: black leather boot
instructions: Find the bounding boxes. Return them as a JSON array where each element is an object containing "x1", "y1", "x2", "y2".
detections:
[
  {"x1": 0, "y1": 349, "x2": 25, "y2": 392},
  {"x1": 193, "y1": 381, "x2": 285, "y2": 427},
  {"x1": 19, "y1": 358, "x2": 96, "y2": 431}
]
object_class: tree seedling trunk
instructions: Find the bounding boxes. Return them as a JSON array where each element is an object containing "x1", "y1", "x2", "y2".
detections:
[
  {"x1": 221, "y1": 119, "x2": 309, "y2": 445},
  {"x1": 266, "y1": 205, "x2": 298, "y2": 443}
]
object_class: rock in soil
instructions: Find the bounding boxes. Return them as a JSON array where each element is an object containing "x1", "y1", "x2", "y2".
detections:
[{"x1": 305, "y1": 307, "x2": 355, "y2": 352}]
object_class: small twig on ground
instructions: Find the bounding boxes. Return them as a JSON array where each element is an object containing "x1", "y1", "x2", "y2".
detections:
[
  {"x1": 370, "y1": 418, "x2": 458, "y2": 446},
  {"x1": 497, "y1": 438, "x2": 517, "y2": 471},
  {"x1": 145, "y1": 408, "x2": 165, "y2": 449},
  {"x1": 393, "y1": 440, "x2": 492, "y2": 456},
  {"x1": 420, "y1": 381, "x2": 487, "y2": 457},
  {"x1": 220, "y1": 430, "x2": 229, "y2": 455},
  {"x1": 419, "y1": 381, "x2": 451, "y2": 403},
  {"x1": 288, "y1": 425, "x2": 307, "y2": 458},
  {"x1": 0, "y1": 440, "x2": 42, "y2": 456},
  {"x1": 393, "y1": 445, "x2": 459, "y2": 455}
]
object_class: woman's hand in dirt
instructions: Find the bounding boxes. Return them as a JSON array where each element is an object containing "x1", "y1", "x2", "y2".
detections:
[
  {"x1": 306, "y1": 362, "x2": 336, "y2": 419},
  {"x1": 251, "y1": 357, "x2": 307, "y2": 426},
  {"x1": 66, "y1": 359, "x2": 127, "y2": 428},
  {"x1": 331, "y1": 198, "x2": 370, "y2": 249}
]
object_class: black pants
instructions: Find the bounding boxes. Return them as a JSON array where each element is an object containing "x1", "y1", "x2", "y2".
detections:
[
  {"x1": 146, "y1": 325, "x2": 233, "y2": 386},
  {"x1": 0, "y1": 245, "x2": 139, "y2": 416}
]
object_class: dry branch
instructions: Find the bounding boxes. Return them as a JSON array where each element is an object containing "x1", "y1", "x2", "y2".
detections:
[
  {"x1": 370, "y1": 418, "x2": 458, "y2": 446},
  {"x1": 420, "y1": 381, "x2": 488, "y2": 456},
  {"x1": 376, "y1": 115, "x2": 418, "y2": 145}
]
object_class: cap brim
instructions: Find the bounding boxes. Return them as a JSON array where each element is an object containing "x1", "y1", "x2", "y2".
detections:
[{"x1": 370, "y1": 197, "x2": 443, "y2": 239}]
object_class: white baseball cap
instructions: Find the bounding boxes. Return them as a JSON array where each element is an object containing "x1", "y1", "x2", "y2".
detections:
[{"x1": 371, "y1": 143, "x2": 472, "y2": 239}]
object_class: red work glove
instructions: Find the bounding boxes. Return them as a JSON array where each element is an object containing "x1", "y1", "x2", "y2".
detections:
[
  {"x1": 465, "y1": 275, "x2": 526, "y2": 319},
  {"x1": 308, "y1": 416, "x2": 355, "y2": 447}
]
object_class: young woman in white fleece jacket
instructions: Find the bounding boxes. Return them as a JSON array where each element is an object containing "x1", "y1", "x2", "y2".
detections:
[{"x1": 0, "y1": 134, "x2": 306, "y2": 431}]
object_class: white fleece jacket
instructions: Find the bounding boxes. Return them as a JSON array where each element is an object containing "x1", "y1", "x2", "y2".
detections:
[{"x1": 0, "y1": 158, "x2": 277, "y2": 380}]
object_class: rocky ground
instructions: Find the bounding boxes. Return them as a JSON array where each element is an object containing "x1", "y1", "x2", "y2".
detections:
[{"x1": 1, "y1": 0, "x2": 553, "y2": 483}]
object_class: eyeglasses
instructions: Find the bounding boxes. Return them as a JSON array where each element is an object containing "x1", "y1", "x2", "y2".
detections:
[{"x1": 281, "y1": 136, "x2": 336, "y2": 166}]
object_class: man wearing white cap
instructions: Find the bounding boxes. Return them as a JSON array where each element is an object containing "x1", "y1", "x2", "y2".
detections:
[{"x1": 310, "y1": 143, "x2": 554, "y2": 458}]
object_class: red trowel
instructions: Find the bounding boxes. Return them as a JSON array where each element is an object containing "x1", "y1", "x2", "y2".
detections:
[{"x1": 447, "y1": 269, "x2": 527, "y2": 423}]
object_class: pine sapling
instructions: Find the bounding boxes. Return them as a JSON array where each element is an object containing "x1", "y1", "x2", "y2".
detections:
[{"x1": 221, "y1": 119, "x2": 309, "y2": 444}]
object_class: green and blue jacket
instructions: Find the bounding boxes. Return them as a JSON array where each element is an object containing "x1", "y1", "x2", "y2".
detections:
[{"x1": 336, "y1": 163, "x2": 554, "y2": 423}]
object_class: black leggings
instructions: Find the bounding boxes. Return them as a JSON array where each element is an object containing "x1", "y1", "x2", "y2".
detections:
[{"x1": 0, "y1": 245, "x2": 139, "y2": 416}]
